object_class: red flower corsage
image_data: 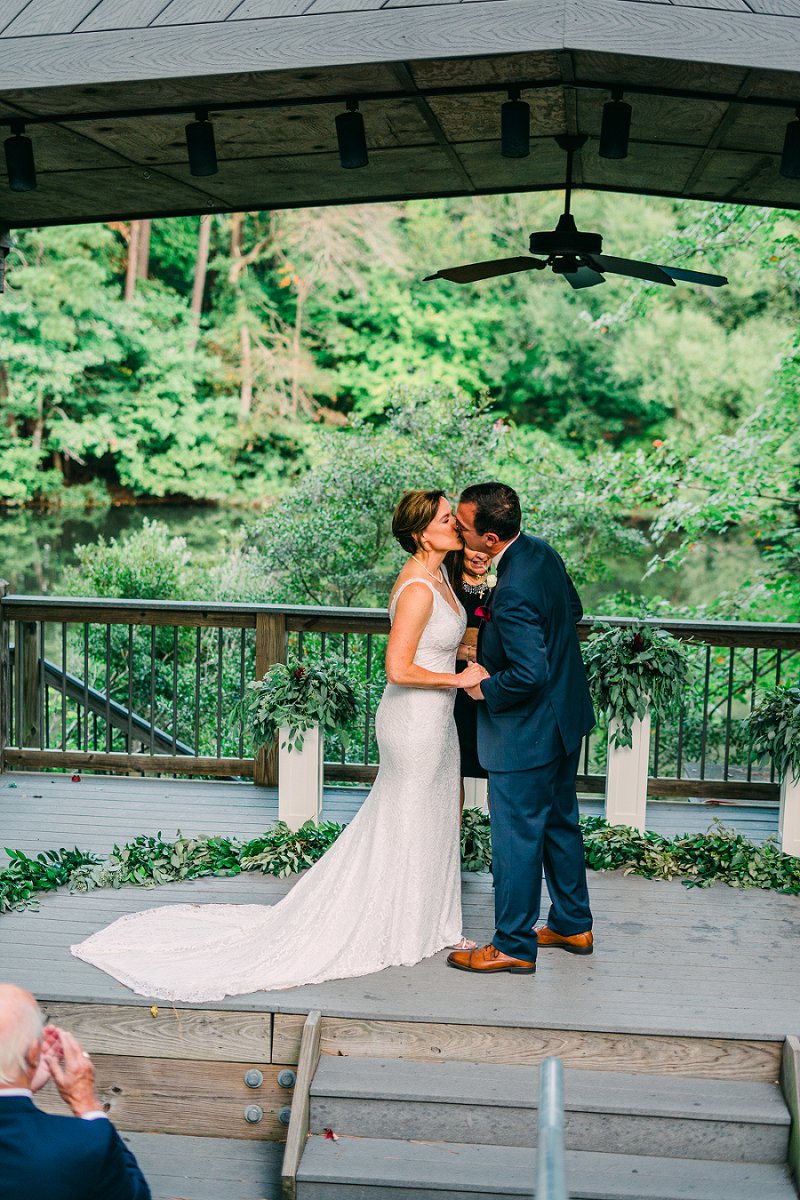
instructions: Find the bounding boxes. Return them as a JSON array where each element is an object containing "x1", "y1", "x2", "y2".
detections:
[{"x1": 475, "y1": 605, "x2": 492, "y2": 622}]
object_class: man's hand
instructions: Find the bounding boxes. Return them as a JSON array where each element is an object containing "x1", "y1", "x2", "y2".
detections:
[
  {"x1": 45, "y1": 1028, "x2": 104, "y2": 1117},
  {"x1": 466, "y1": 667, "x2": 490, "y2": 701},
  {"x1": 30, "y1": 1025, "x2": 62, "y2": 1093}
]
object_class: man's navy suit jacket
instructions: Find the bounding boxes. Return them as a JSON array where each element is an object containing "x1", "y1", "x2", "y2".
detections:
[
  {"x1": 0, "y1": 1095, "x2": 151, "y2": 1200},
  {"x1": 477, "y1": 533, "x2": 595, "y2": 772}
]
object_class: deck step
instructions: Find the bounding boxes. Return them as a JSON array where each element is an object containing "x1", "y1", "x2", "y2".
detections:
[
  {"x1": 309, "y1": 1057, "x2": 791, "y2": 1162},
  {"x1": 296, "y1": 1135, "x2": 797, "y2": 1200}
]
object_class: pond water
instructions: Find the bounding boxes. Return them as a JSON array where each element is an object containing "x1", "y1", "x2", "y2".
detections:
[{"x1": 0, "y1": 502, "x2": 762, "y2": 612}]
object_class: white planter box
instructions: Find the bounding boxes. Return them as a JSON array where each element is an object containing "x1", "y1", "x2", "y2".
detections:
[
  {"x1": 605, "y1": 712, "x2": 650, "y2": 833},
  {"x1": 779, "y1": 771, "x2": 800, "y2": 858},
  {"x1": 278, "y1": 724, "x2": 324, "y2": 832},
  {"x1": 463, "y1": 777, "x2": 489, "y2": 814}
]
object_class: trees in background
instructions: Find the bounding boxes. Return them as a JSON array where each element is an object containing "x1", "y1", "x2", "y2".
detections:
[
  {"x1": 1, "y1": 193, "x2": 796, "y2": 510},
  {"x1": 1, "y1": 193, "x2": 798, "y2": 621}
]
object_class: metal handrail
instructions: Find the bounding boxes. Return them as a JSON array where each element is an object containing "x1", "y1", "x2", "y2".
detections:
[{"x1": 538, "y1": 1057, "x2": 568, "y2": 1200}]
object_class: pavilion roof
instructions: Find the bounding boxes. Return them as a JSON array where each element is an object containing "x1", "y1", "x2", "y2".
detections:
[{"x1": 1, "y1": 0, "x2": 799, "y2": 227}]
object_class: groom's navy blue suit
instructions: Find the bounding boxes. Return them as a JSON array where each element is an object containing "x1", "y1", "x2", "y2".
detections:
[
  {"x1": 0, "y1": 1094, "x2": 151, "y2": 1200},
  {"x1": 477, "y1": 533, "x2": 594, "y2": 961}
]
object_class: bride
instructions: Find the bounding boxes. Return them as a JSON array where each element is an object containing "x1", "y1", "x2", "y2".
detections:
[{"x1": 71, "y1": 490, "x2": 489, "y2": 1001}]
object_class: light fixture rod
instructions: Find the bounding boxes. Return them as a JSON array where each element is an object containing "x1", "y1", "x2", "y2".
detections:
[{"x1": 0, "y1": 77, "x2": 797, "y2": 131}]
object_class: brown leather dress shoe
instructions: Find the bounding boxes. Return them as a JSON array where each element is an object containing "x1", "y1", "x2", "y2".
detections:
[
  {"x1": 447, "y1": 943, "x2": 536, "y2": 974},
  {"x1": 536, "y1": 926, "x2": 593, "y2": 955}
]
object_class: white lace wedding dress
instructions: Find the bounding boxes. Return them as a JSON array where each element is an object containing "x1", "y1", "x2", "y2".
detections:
[{"x1": 71, "y1": 578, "x2": 466, "y2": 1001}]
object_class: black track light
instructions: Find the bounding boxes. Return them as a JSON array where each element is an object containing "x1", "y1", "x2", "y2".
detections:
[
  {"x1": 185, "y1": 109, "x2": 218, "y2": 177},
  {"x1": 780, "y1": 107, "x2": 800, "y2": 179},
  {"x1": 336, "y1": 99, "x2": 368, "y2": 169},
  {"x1": 501, "y1": 87, "x2": 530, "y2": 159},
  {"x1": 599, "y1": 89, "x2": 632, "y2": 160},
  {"x1": 4, "y1": 121, "x2": 36, "y2": 192}
]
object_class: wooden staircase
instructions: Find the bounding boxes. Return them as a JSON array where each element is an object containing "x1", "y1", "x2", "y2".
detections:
[{"x1": 283, "y1": 1019, "x2": 799, "y2": 1200}]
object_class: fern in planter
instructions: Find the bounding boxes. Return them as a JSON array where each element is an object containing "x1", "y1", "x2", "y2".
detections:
[
  {"x1": 242, "y1": 656, "x2": 359, "y2": 752},
  {"x1": 743, "y1": 684, "x2": 800, "y2": 783},
  {"x1": 584, "y1": 621, "x2": 692, "y2": 749}
]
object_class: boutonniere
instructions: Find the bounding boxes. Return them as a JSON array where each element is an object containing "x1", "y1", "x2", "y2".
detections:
[
  {"x1": 475, "y1": 605, "x2": 492, "y2": 622},
  {"x1": 485, "y1": 570, "x2": 497, "y2": 590}
]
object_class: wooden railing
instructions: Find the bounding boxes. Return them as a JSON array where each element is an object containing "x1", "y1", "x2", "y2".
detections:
[{"x1": 0, "y1": 586, "x2": 798, "y2": 803}]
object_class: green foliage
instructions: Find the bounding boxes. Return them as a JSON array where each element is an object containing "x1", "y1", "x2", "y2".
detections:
[
  {"x1": 63, "y1": 518, "x2": 194, "y2": 601},
  {"x1": 460, "y1": 807, "x2": 493, "y2": 873},
  {"x1": 743, "y1": 685, "x2": 800, "y2": 782},
  {"x1": 0, "y1": 847, "x2": 99, "y2": 912},
  {"x1": 249, "y1": 389, "x2": 510, "y2": 606},
  {"x1": 4, "y1": 808, "x2": 799, "y2": 915},
  {"x1": 243, "y1": 657, "x2": 360, "y2": 752},
  {"x1": 240, "y1": 821, "x2": 345, "y2": 878},
  {"x1": 580, "y1": 814, "x2": 800, "y2": 893},
  {"x1": 583, "y1": 621, "x2": 693, "y2": 748}
]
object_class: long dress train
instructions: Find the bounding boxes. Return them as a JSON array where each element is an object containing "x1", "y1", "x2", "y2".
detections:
[{"x1": 70, "y1": 578, "x2": 466, "y2": 1002}]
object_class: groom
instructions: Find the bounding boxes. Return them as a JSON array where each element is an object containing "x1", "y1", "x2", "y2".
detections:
[{"x1": 449, "y1": 482, "x2": 594, "y2": 975}]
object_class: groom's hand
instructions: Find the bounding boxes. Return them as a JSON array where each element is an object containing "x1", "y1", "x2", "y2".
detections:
[{"x1": 466, "y1": 668, "x2": 489, "y2": 701}]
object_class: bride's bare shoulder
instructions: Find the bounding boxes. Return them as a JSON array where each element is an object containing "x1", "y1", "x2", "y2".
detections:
[{"x1": 388, "y1": 565, "x2": 434, "y2": 616}]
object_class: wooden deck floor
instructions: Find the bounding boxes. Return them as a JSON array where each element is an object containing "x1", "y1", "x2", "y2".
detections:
[{"x1": 1, "y1": 772, "x2": 797, "y2": 1043}]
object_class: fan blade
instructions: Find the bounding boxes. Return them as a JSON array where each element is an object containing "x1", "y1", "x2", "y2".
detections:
[
  {"x1": 423, "y1": 256, "x2": 546, "y2": 284},
  {"x1": 658, "y1": 264, "x2": 728, "y2": 288},
  {"x1": 563, "y1": 265, "x2": 605, "y2": 290},
  {"x1": 588, "y1": 254, "x2": 676, "y2": 286}
]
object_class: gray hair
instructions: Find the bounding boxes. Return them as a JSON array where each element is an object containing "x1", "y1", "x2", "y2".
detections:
[{"x1": 0, "y1": 986, "x2": 44, "y2": 1084}]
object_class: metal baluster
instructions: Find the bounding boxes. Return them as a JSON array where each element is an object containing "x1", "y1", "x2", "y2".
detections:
[
  {"x1": 38, "y1": 621, "x2": 45, "y2": 749},
  {"x1": 363, "y1": 634, "x2": 373, "y2": 765},
  {"x1": 171, "y1": 627, "x2": 178, "y2": 755},
  {"x1": 676, "y1": 703, "x2": 685, "y2": 780},
  {"x1": 298, "y1": 631, "x2": 305, "y2": 657},
  {"x1": 652, "y1": 714, "x2": 661, "y2": 779},
  {"x1": 341, "y1": 633, "x2": 349, "y2": 764},
  {"x1": 127, "y1": 625, "x2": 133, "y2": 754},
  {"x1": 149, "y1": 625, "x2": 156, "y2": 755},
  {"x1": 61, "y1": 623, "x2": 67, "y2": 751},
  {"x1": 194, "y1": 628, "x2": 201, "y2": 757},
  {"x1": 723, "y1": 647, "x2": 735, "y2": 781},
  {"x1": 105, "y1": 624, "x2": 112, "y2": 753},
  {"x1": 216, "y1": 627, "x2": 223, "y2": 759},
  {"x1": 770, "y1": 649, "x2": 783, "y2": 782},
  {"x1": 320, "y1": 632, "x2": 327, "y2": 659},
  {"x1": 699, "y1": 645, "x2": 711, "y2": 781},
  {"x1": 13, "y1": 623, "x2": 20, "y2": 747},
  {"x1": 747, "y1": 648, "x2": 758, "y2": 783},
  {"x1": 239, "y1": 627, "x2": 246, "y2": 757},
  {"x1": 83, "y1": 625, "x2": 90, "y2": 752},
  {"x1": 44, "y1": 672, "x2": 49, "y2": 747}
]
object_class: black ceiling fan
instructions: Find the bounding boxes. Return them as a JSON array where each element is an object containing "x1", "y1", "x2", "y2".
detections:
[{"x1": 424, "y1": 135, "x2": 728, "y2": 291}]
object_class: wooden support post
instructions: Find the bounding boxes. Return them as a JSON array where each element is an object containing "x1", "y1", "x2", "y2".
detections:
[
  {"x1": 281, "y1": 1010, "x2": 322, "y2": 1200},
  {"x1": 605, "y1": 712, "x2": 650, "y2": 832},
  {"x1": 279, "y1": 725, "x2": 324, "y2": 830},
  {"x1": 463, "y1": 777, "x2": 489, "y2": 814},
  {"x1": 254, "y1": 612, "x2": 287, "y2": 788},
  {"x1": 20, "y1": 619, "x2": 42, "y2": 749},
  {"x1": 779, "y1": 773, "x2": 800, "y2": 858},
  {"x1": 0, "y1": 581, "x2": 8, "y2": 772}
]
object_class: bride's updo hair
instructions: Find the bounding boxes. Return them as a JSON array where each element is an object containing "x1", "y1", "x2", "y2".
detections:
[{"x1": 392, "y1": 489, "x2": 445, "y2": 554}]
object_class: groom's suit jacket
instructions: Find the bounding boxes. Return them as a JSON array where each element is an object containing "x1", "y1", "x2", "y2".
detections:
[
  {"x1": 0, "y1": 1094, "x2": 151, "y2": 1200},
  {"x1": 477, "y1": 533, "x2": 594, "y2": 772}
]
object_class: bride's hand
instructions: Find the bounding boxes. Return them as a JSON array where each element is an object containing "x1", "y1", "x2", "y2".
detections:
[{"x1": 457, "y1": 662, "x2": 489, "y2": 689}]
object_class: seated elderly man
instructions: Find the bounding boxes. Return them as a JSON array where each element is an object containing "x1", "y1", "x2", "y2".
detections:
[{"x1": 0, "y1": 983, "x2": 151, "y2": 1200}]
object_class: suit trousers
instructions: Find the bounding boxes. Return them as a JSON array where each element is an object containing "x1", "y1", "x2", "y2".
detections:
[{"x1": 489, "y1": 747, "x2": 592, "y2": 961}]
